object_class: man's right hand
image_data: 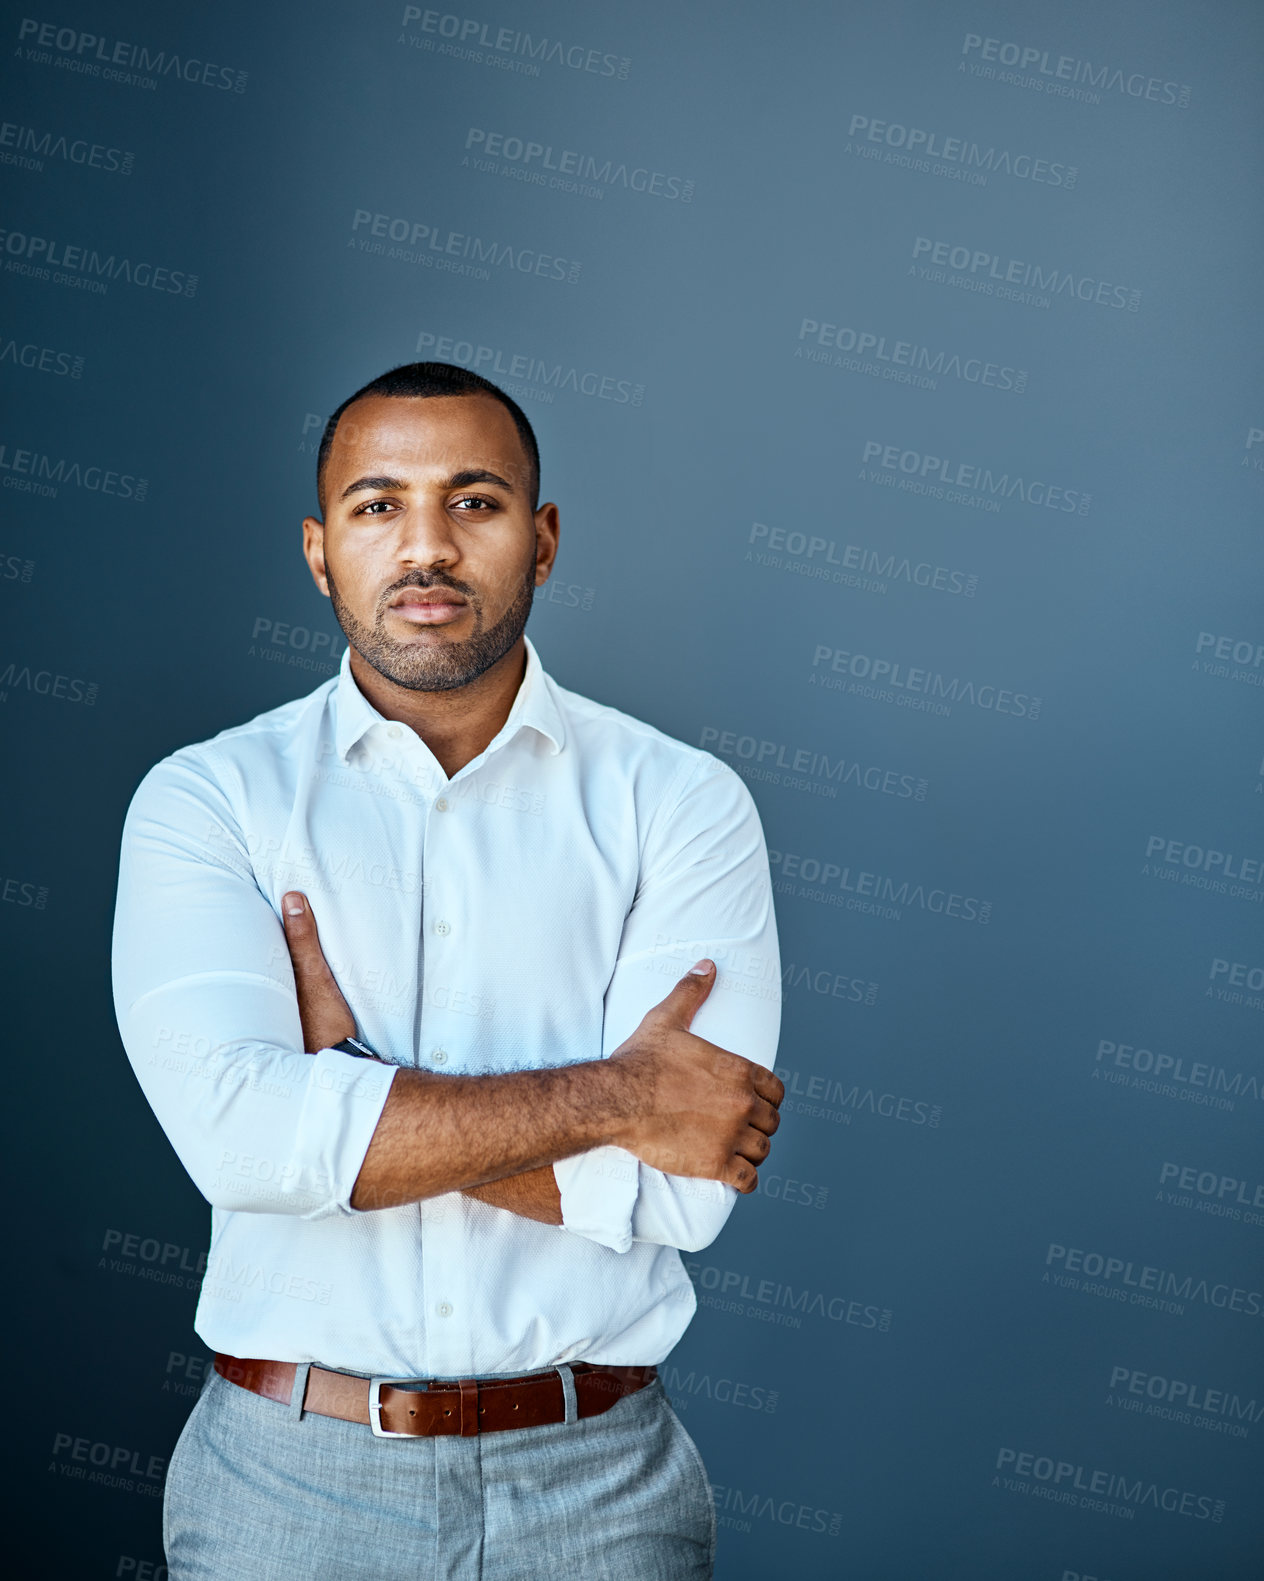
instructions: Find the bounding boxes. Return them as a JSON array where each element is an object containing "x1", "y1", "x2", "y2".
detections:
[{"x1": 608, "y1": 960, "x2": 784, "y2": 1194}]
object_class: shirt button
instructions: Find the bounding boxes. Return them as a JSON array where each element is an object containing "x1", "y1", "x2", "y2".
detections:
[
  {"x1": 432, "y1": 1048, "x2": 448, "y2": 1065},
  {"x1": 434, "y1": 920, "x2": 451, "y2": 936},
  {"x1": 437, "y1": 1302, "x2": 453, "y2": 1318},
  {"x1": 435, "y1": 797, "x2": 449, "y2": 812},
  {"x1": 388, "y1": 725, "x2": 402, "y2": 740}
]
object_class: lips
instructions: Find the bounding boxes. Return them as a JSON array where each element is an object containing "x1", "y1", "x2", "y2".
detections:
[{"x1": 388, "y1": 588, "x2": 469, "y2": 625}]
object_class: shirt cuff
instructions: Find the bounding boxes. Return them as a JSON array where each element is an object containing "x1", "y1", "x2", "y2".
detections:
[
  {"x1": 299, "y1": 1047, "x2": 398, "y2": 1216},
  {"x1": 552, "y1": 1146, "x2": 641, "y2": 1253}
]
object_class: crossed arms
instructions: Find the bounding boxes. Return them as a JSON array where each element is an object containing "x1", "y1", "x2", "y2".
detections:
[
  {"x1": 113, "y1": 748, "x2": 783, "y2": 1255},
  {"x1": 281, "y1": 891, "x2": 783, "y2": 1221}
]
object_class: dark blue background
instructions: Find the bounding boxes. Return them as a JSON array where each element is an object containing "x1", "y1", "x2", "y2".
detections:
[{"x1": 3, "y1": 2, "x2": 1261, "y2": 1575}]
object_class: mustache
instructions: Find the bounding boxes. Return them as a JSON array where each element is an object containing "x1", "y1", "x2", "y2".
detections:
[{"x1": 377, "y1": 569, "x2": 479, "y2": 611}]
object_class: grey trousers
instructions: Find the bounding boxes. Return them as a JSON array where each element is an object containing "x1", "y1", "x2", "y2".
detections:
[{"x1": 163, "y1": 1367, "x2": 716, "y2": 1579}]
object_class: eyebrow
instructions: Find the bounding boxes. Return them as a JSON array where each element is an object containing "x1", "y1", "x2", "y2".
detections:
[
  {"x1": 339, "y1": 468, "x2": 516, "y2": 502},
  {"x1": 340, "y1": 475, "x2": 406, "y2": 501},
  {"x1": 449, "y1": 468, "x2": 515, "y2": 492}
]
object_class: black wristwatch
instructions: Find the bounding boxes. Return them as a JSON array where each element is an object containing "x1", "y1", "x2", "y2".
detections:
[{"x1": 332, "y1": 1035, "x2": 382, "y2": 1061}]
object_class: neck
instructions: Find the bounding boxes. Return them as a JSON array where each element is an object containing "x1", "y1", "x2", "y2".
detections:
[{"x1": 347, "y1": 637, "x2": 528, "y2": 779}]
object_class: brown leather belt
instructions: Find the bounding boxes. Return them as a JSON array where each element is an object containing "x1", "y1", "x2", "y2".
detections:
[{"x1": 214, "y1": 1353, "x2": 656, "y2": 1438}]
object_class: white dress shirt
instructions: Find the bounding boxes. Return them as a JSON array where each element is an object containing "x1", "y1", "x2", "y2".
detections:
[{"x1": 112, "y1": 636, "x2": 781, "y2": 1377}]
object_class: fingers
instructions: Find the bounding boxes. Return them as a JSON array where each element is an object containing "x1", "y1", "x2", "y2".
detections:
[
  {"x1": 682, "y1": 1038, "x2": 784, "y2": 1111},
  {"x1": 281, "y1": 892, "x2": 336, "y2": 986},
  {"x1": 750, "y1": 1064, "x2": 786, "y2": 1108},
  {"x1": 723, "y1": 1129, "x2": 774, "y2": 1193},
  {"x1": 747, "y1": 1095, "x2": 781, "y2": 1137},
  {"x1": 281, "y1": 891, "x2": 356, "y2": 1052},
  {"x1": 735, "y1": 1125, "x2": 772, "y2": 1168},
  {"x1": 650, "y1": 959, "x2": 716, "y2": 1029},
  {"x1": 691, "y1": 1049, "x2": 783, "y2": 1132}
]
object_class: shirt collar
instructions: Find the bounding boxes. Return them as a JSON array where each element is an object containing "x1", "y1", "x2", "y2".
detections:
[{"x1": 333, "y1": 634, "x2": 566, "y2": 762}]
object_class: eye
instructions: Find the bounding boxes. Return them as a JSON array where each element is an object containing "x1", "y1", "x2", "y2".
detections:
[
  {"x1": 451, "y1": 493, "x2": 499, "y2": 512},
  {"x1": 352, "y1": 498, "x2": 398, "y2": 516}
]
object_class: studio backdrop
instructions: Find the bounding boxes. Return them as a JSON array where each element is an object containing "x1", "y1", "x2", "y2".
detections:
[{"x1": 3, "y1": 1, "x2": 1261, "y2": 1576}]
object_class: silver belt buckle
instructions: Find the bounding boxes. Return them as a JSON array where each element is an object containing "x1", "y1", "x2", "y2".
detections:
[{"x1": 368, "y1": 1377, "x2": 414, "y2": 1438}]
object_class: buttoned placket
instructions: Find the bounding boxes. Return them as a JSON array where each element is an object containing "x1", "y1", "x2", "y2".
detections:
[
  {"x1": 414, "y1": 712, "x2": 532, "y2": 1376},
  {"x1": 353, "y1": 716, "x2": 459, "y2": 1373},
  {"x1": 414, "y1": 724, "x2": 492, "y2": 1378}
]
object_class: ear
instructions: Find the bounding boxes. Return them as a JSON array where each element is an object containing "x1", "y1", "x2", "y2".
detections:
[
  {"x1": 302, "y1": 515, "x2": 330, "y2": 597},
  {"x1": 532, "y1": 501, "x2": 560, "y2": 586}
]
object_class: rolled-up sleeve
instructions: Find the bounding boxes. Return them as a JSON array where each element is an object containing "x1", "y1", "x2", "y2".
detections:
[
  {"x1": 112, "y1": 752, "x2": 396, "y2": 1218},
  {"x1": 553, "y1": 756, "x2": 781, "y2": 1253}
]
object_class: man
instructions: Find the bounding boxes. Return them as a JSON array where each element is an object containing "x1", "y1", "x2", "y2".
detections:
[{"x1": 113, "y1": 362, "x2": 783, "y2": 1579}]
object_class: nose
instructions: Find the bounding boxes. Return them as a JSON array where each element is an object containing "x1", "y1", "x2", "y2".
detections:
[{"x1": 392, "y1": 497, "x2": 460, "y2": 571}]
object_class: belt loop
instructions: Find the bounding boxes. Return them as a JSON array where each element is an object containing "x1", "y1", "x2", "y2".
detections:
[
  {"x1": 556, "y1": 1364, "x2": 577, "y2": 1426},
  {"x1": 457, "y1": 1377, "x2": 480, "y2": 1437},
  {"x1": 289, "y1": 1362, "x2": 311, "y2": 1421}
]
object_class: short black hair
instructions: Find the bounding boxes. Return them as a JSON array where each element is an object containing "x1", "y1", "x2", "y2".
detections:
[{"x1": 315, "y1": 361, "x2": 540, "y2": 515}]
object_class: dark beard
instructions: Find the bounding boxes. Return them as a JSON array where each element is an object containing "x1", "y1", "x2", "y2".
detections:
[{"x1": 326, "y1": 561, "x2": 536, "y2": 693}]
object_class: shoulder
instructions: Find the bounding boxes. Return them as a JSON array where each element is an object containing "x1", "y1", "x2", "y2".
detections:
[
  {"x1": 547, "y1": 674, "x2": 755, "y2": 821},
  {"x1": 127, "y1": 679, "x2": 337, "y2": 821}
]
